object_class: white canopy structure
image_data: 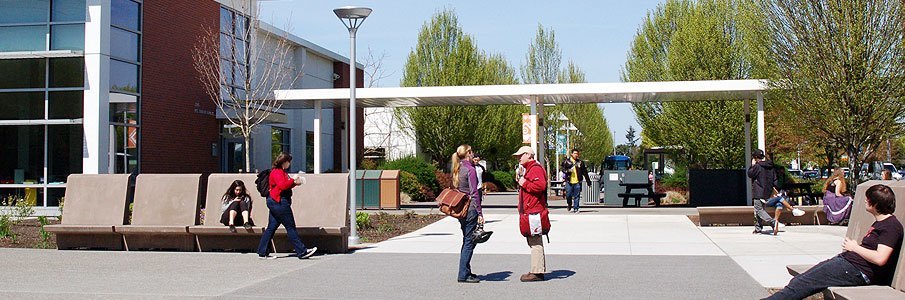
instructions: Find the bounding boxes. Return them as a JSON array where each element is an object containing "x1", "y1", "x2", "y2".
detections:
[{"x1": 275, "y1": 79, "x2": 770, "y2": 204}]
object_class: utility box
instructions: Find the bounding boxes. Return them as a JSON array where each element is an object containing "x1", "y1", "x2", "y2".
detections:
[
  {"x1": 379, "y1": 170, "x2": 400, "y2": 209},
  {"x1": 601, "y1": 170, "x2": 648, "y2": 206}
]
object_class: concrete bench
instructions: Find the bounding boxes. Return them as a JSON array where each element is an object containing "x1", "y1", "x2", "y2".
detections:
[
  {"x1": 188, "y1": 174, "x2": 270, "y2": 252},
  {"x1": 116, "y1": 174, "x2": 202, "y2": 251},
  {"x1": 697, "y1": 205, "x2": 826, "y2": 226},
  {"x1": 45, "y1": 174, "x2": 132, "y2": 250},
  {"x1": 783, "y1": 181, "x2": 905, "y2": 299}
]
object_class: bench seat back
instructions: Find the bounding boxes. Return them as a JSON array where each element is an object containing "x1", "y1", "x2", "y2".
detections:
[
  {"x1": 61, "y1": 174, "x2": 132, "y2": 225},
  {"x1": 203, "y1": 174, "x2": 268, "y2": 226},
  {"x1": 131, "y1": 174, "x2": 202, "y2": 226}
]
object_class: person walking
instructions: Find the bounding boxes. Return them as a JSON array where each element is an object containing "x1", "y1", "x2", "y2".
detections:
[
  {"x1": 560, "y1": 149, "x2": 592, "y2": 213},
  {"x1": 257, "y1": 152, "x2": 317, "y2": 260},
  {"x1": 513, "y1": 146, "x2": 548, "y2": 282},
  {"x1": 453, "y1": 145, "x2": 483, "y2": 283},
  {"x1": 749, "y1": 149, "x2": 782, "y2": 235},
  {"x1": 766, "y1": 184, "x2": 903, "y2": 300}
]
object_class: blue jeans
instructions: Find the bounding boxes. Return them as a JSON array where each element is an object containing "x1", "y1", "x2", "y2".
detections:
[
  {"x1": 766, "y1": 255, "x2": 867, "y2": 299},
  {"x1": 765, "y1": 195, "x2": 789, "y2": 208},
  {"x1": 457, "y1": 206, "x2": 478, "y2": 280},
  {"x1": 257, "y1": 197, "x2": 308, "y2": 257},
  {"x1": 753, "y1": 195, "x2": 790, "y2": 231},
  {"x1": 565, "y1": 182, "x2": 582, "y2": 211}
]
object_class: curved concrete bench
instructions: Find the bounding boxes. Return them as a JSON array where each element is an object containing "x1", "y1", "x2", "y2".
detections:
[{"x1": 697, "y1": 205, "x2": 826, "y2": 226}]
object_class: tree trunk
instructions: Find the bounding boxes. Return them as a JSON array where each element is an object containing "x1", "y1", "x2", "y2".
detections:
[{"x1": 244, "y1": 134, "x2": 252, "y2": 173}]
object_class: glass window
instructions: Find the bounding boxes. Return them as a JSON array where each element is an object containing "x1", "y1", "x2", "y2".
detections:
[
  {"x1": 234, "y1": 64, "x2": 247, "y2": 87},
  {"x1": 47, "y1": 187, "x2": 64, "y2": 207},
  {"x1": 47, "y1": 125, "x2": 83, "y2": 183},
  {"x1": 219, "y1": 33, "x2": 232, "y2": 60},
  {"x1": 112, "y1": 124, "x2": 137, "y2": 173},
  {"x1": 0, "y1": 188, "x2": 44, "y2": 206},
  {"x1": 220, "y1": 7, "x2": 232, "y2": 34},
  {"x1": 0, "y1": 0, "x2": 49, "y2": 25},
  {"x1": 0, "y1": 92, "x2": 44, "y2": 120},
  {"x1": 0, "y1": 125, "x2": 44, "y2": 184},
  {"x1": 0, "y1": 59, "x2": 45, "y2": 89},
  {"x1": 110, "y1": 27, "x2": 139, "y2": 61},
  {"x1": 110, "y1": 60, "x2": 138, "y2": 93},
  {"x1": 49, "y1": 57, "x2": 84, "y2": 88},
  {"x1": 110, "y1": 102, "x2": 137, "y2": 123},
  {"x1": 220, "y1": 59, "x2": 232, "y2": 86},
  {"x1": 49, "y1": 91, "x2": 83, "y2": 119},
  {"x1": 51, "y1": 0, "x2": 85, "y2": 22},
  {"x1": 51, "y1": 24, "x2": 84, "y2": 50},
  {"x1": 235, "y1": 14, "x2": 248, "y2": 38},
  {"x1": 111, "y1": 0, "x2": 139, "y2": 31},
  {"x1": 0, "y1": 25, "x2": 47, "y2": 52},
  {"x1": 235, "y1": 39, "x2": 246, "y2": 64},
  {"x1": 306, "y1": 131, "x2": 314, "y2": 173},
  {"x1": 271, "y1": 127, "x2": 290, "y2": 160}
]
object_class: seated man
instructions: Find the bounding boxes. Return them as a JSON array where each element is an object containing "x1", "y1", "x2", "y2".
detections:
[{"x1": 766, "y1": 184, "x2": 903, "y2": 300}]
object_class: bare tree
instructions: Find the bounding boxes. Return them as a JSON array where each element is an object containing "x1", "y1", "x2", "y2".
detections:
[
  {"x1": 362, "y1": 47, "x2": 399, "y2": 160},
  {"x1": 192, "y1": 0, "x2": 302, "y2": 172}
]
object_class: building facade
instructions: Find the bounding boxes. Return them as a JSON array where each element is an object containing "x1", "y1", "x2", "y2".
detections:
[{"x1": 0, "y1": 0, "x2": 361, "y2": 214}]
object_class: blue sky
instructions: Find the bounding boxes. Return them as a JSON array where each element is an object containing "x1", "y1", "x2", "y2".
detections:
[{"x1": 259, "y1": 0, "x2": 664, "y2": 145}]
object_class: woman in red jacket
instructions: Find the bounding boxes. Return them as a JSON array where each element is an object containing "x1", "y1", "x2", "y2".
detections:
[{"x1": 256, "y1": 152, "x2": 317, "y2": 259}]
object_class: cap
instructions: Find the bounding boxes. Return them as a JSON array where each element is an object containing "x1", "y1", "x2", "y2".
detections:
[
  {"x1": 752, "y1": 149, "x2": 765, "y2": 159},
  {"x1": 512, "y1": 146, "x2": 535, "y2": 157}
]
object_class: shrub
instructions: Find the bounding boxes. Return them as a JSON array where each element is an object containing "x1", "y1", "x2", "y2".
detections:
[
  {"x1": 483, "y1": 182, "x2": 501, "y2": 193},
  {"x1": 0, "y1": 214, "x2": 11, "y2": 239},
  {"x1": 2, "y1": 195, "x2": 35, "y2": 223},
  {"x1": 660, "y1": 171, "x2": 688, "y2": 188},
  {"x1": 399, "y1": 171, "x2": 427, "y2": 202},
  {"x1": 361, "y1": 158, "x2": 380, "y2": 170},
  {"x1": 382, "y1": 156, "x2": 439, "y2": 192},
  {"x1": 37, "y1": 216, "x2": 52, "y2": 248},
  {"x1": 58, "y1": 197, "x2": 65, "y2": 222},
  {"x1": 488, "y1": 170, "x2": 516, "y2": 191},
  {"x1": 435, "y1": 171, "x2": 453, "y2": 189},
  {"x1": 356, "y1": 212, "x2": 371, "y2": 230}
]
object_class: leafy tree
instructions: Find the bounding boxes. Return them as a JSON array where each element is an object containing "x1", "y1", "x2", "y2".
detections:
[
  {"x1": 396, "y1": 9, "x2": 522, "y2": 168},
  {"x1": 623, "y1": 0, "x2": 769, "y2": 169},
  {"x1": 758, "y1": 0, "x2": 905, "y2": 183}
]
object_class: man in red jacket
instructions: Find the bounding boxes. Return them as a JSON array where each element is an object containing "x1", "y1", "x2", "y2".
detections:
[{"x1": 513, "y1": 146, "x2": 547, "y2": 282}]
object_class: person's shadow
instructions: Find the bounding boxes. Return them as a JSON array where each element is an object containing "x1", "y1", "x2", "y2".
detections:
[
  {"x1": 479, "y1": 271, "x2": 513, "y2": 281},
  {"x1": 546, "y1": 270, "x2": 576, "y2": 280}
]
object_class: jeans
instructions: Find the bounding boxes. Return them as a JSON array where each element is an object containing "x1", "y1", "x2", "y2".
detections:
[
  {"x1": 765, "y1": 195, "x2": 789, "y2": 209},
  {"x1": 257, "y1": 197, "x2": 308, "y2": 257},
  {"x1": 457, "y1": 206, "x2": 478, "y2": 280},
  {"x1": 766, "y1": 255, "x2": 867, "y2": 300},
  {"x1": 753, "y1": 198, "x2": 776, "y2": 231},
  {"x1": 565, "y1": 182, "x2": 582, "y2": 211}
]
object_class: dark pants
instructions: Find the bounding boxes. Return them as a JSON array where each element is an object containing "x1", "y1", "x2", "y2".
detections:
[
  {"x1": 219, "y1": 199, "x2": 251, "y2": 226},
  {"x1": 565, "y1": 182, "x2": 582, "y2": 210},
  {"x1": 457, "y1": 206, "x2": 478, "y2": 281},
  {"x1": 257, "y1": 197, "x2": 308, "y2": 257},
  {"x1": 753, "y1": 198, "x2": 775, "y2": 231},
  {"x1": 766, "y1": 255, "x2": 867, "y2": 300}
]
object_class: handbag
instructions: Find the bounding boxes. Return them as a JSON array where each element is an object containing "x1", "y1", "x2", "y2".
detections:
[{"x1": 437, "y1": 188, "x2": 470, "y2": 219}]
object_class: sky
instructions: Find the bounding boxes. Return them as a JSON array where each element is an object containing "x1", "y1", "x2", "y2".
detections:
[{"x1": 259, "y1": 0, "x2": 664, "y2": 145}]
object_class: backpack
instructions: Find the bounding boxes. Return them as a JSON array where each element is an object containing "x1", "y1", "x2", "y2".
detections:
[{"x1": 254, "y1": 169, "x2": 271, "y2": 198}]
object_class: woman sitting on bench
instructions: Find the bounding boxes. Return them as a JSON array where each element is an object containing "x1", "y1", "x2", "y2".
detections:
[
  {"x1": 220, "y1": 180, "x2": 253, "y2": 233},
  {"x1": 766, "y1": 184, "x2": 903, "y2": 300}
]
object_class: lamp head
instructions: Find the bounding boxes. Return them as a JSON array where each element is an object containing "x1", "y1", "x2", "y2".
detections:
[{"x1": 334, "y1": 6, "x2": 372, "y2": 30}]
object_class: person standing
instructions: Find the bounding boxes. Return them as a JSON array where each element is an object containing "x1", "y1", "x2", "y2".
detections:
[
  {"x1": 453, "y1": 145, "x2": 483, "y2": 283},
  {"x1": 514, "y1": 146, "x2": 548, "y2": 282},
  {"x1": 749, "y1": 149, "x2": 781, "y2": 235},
  {"x1": 560, "y1": 149, "x2": 592, "y2": 213},
  {"x1": 257, "y1": 152, "x2": 317, "y2": 260},
  {"x1": 766, "y1": 184, "x2": 903, "y2": 299},
  {"x1": 472, "y1": 154, "x2": 486, "y2": 194}
]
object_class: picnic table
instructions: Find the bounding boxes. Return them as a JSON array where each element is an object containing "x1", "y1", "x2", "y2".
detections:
[
  {"x1": 782, "y1": 182, "x2": 822, "y2": 205},
  {"x1": 617, "y1": 182, "x2": 666, "y2": 207}
]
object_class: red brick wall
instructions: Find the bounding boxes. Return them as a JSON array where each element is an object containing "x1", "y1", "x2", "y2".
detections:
[
  {"x1": 333, "y1": 61, "x2": 365, "y2": 171},
  {"x1": 140, "y1": 0, "x2": 220, "y2": 173}
]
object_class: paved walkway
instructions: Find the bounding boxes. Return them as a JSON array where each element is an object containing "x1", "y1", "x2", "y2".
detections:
[{"x1": 0, "y1": 210, "x2": 846, "y2": 299}]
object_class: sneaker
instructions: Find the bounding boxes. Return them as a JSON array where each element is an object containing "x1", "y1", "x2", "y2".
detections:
[
  {"x1": 299, "y1": 247, "x2": 317, "y2": 259},
  {"x1": 520, "y1": 273, "x2": 544, "y2": 282},
  {"x1": 258, "y1": 255, "x2": 276, "y2": 260},
  {"x1": 243, "y1": 222, "x2": 253, "y2": 230},
  {"x1": 229, "y1": 225, "x2": 237, "y2": 233},
  {"x1": 752, "y1": 228, "x2": 762, "y2": 234},
  {"x1": 458, "y1": 276, "x2": 480, "y2": 283},
  {"x1": 792, "y1": 208, "x2": 805, "y2": 217}
]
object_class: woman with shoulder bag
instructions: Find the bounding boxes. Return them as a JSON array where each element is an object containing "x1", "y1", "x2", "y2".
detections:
[
  {"x1": 452, "y1": 144, "x2": 483, "y2": 283},
  {"x1": 256, "y1": 152, "x2": 316, "y2": 260}
]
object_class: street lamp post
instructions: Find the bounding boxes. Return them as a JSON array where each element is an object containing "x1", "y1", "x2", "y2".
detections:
[{"x1": 334, "y1": 6, "x2": 372, "y2": 246}]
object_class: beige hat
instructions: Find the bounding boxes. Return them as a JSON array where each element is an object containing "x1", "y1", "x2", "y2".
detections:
[{"x1": 512, "y1": 145, "x2": 535, "y2": 157}]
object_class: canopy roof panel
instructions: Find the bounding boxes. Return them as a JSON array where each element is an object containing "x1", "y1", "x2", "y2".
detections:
[{"x1": 274, "y1": 79, "x2": 768, "y2": 108}]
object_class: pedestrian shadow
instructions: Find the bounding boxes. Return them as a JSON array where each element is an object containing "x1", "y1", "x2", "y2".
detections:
[
  {"x1": 546, "y1": 270, "x2": 576, "y2": 280},
  {"x1": 479, "y1": 271, "x2": 512, "y2": 281}
]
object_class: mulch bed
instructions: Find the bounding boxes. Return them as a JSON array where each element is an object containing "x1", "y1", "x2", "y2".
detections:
[
  {"x1": 686, "y1": 215, "x2": 700, "y2": 226},
  {"x1": 358, "y1": 212, "x2": 445, "y2": 244},
  {"x1": 0, "y1": 218, "x2": 60, "y2": 249}
]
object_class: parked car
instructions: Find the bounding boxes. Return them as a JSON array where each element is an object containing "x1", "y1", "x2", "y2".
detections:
[
  {"x1": 883, "y1": 163, "x2": 902, "y2": 180},
  {"x1": 788, "y1": 169, "x2": 803, "y2": 179},
  {"x1": 802, "y1": 170, "x2": 819, "y2": 180}
]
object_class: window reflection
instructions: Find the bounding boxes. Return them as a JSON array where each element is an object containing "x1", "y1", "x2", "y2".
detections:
[
  {"x1": 110, "y1": 27, "x2": 139, "y2": 61},
  {"x1": 0, "y1": 0, "x2": 49, "y2": 25},
  {"x1": 51, "y1": 24, "x2": 85, "y2": 51},
  {"x1": 0, "y1": 26, "x2": 46, "y2": 52},
  {"x1": 110, "y1": 59, "x2": 138, "y2": 93},
  {"x1": 111, "y1": 0, "x2": 139, "y2": 31},
  {"x1": 52, "y1": 0, "x2": 86, "y2": 22}
]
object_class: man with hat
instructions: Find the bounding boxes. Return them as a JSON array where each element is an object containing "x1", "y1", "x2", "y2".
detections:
[
  {"x1": 513, "y1": 145, "x2": 548, "y2": 282},
  {"x1": 749, "y1": 149, "x2": 781, "y2": 234}
]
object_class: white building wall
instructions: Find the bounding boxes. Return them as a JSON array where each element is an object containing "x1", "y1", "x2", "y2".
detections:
[
  {"x1": 83, "y1": 0, "x2": 111, "y2": 174},
  {"x1": 363, "y1": 107, "x2": 417, "y2": 160}
]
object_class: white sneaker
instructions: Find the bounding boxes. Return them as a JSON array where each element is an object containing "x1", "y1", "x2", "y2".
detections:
[
  {"x1": 258, "y1": 255, "x2": 277, "y2": 260},
  {"x1": 299, "y1": 247, "x2": 317, "y2": 259},
  {"x1": 792, "y1": 208, "x2": 805, "y2": 217}
]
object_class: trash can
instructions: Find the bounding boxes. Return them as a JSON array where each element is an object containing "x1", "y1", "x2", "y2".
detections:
[
  {"x1": 355, "y1": 170, "x2": 382, "y2": 209},
  {"x1": 582, "y1": 172, "x2": 600, "y2": 205},
  {"x1": 379, "y1": 170, "x2": 400, "y2": 209}
]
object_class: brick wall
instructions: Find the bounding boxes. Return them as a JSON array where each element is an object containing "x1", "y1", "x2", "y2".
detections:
[
  {"x1": 333, "y1": 61, "x2": 365, "y2": 171},
  {"x1": 140, "y1": 0, "x2": 220, "y2": 173}
]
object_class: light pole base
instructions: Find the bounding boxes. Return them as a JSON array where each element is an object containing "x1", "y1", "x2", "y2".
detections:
[{"x1": 348, "y1": 235, "x2": 360, "y2": 246}]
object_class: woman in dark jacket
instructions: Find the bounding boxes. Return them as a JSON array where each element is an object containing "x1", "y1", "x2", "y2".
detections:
[
  {"x1": 256, "y1": 152, "x2": 317, "y2": 260},
  {"x1": 452, "y1": 144, "x2": 483, "y2": 283}
]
